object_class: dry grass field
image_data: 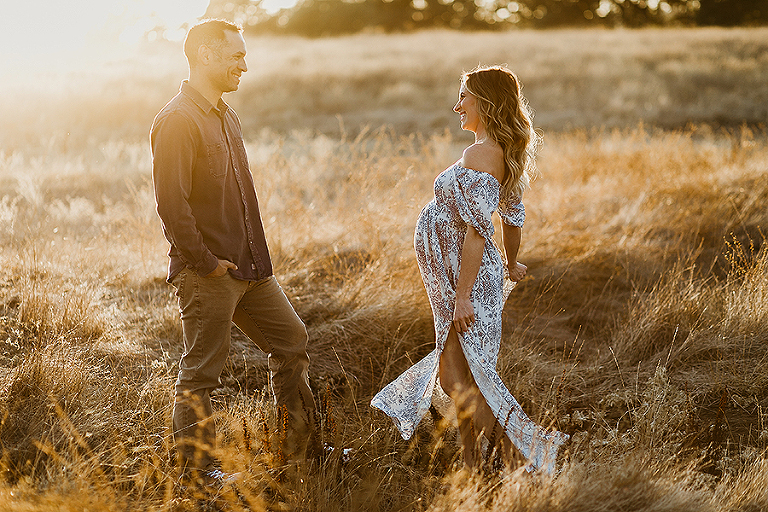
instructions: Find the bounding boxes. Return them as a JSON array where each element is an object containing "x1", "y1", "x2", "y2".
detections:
[{"x1": 1, "y1": 27, "x2": 768, "y2": 511}]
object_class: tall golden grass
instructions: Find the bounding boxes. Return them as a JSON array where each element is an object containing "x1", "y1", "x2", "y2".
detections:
[{"x1": 1, "y1": 28, "x2": 768, "y2": 511}]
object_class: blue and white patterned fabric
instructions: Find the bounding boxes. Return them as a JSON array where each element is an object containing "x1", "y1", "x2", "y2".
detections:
[{"x1": 371, "y1": 163, "x2": 567, "y2": 473}]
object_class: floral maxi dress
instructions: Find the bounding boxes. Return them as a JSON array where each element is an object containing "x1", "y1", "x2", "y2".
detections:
[{"x1": 370, "y1": 163, "x2": 568, "y2": 473}]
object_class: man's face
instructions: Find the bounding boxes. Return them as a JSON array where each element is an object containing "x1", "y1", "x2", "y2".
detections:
[{"x1": 206, "y1": 31, "x2": 247, "y2": 95}]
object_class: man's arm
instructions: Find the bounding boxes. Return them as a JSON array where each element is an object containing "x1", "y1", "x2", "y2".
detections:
[{"x1": 151, "y1": 112, "x2": 219, "y2": 277}]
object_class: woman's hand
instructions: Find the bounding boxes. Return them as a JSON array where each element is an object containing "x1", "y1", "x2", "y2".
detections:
[
  {"x1": 508, "y1": 261, "x2": 527, "y2": 282},
  {"x1": 453, "y1": 296, "x2": 475, "y2": 333}
]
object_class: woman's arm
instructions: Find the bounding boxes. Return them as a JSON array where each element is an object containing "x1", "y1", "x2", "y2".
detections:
[
  {"x1": 453, "y1": 226, "x2": 486, "y2": 333},
  {"x1": 502, "y1": 223, "x2": 527, "y2": 282}
]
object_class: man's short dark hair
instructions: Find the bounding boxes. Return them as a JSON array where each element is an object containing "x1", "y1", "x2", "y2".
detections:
[{"x1": 184, "y1": 19, "x2": 243, "y2": 67}]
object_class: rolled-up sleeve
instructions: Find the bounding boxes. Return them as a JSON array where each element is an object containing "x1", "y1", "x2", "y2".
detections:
[
  {"x1": 151, "y1": 112, "x2": 218, "y2": 277},
  {"x1": 498, "y1": 194, "x2": 526, "y2": 228}
]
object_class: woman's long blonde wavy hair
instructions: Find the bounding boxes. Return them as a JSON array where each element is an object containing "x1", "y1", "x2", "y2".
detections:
[{"x1": 463, "y1": 65, "x2": 540, "y2": 201}]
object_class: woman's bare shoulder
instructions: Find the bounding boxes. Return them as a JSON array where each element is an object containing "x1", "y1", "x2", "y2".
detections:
[{"x1": 460, "y1": 142, "x2": 504, "y2": 183}]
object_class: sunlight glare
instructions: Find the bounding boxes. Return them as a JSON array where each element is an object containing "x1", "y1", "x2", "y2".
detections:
[
  {"x1": 262, "y1": 0, "x2": 299, "y2": 13},
  {"x1": 1, "y1": 0, "x2": 208, "y2": 76}
]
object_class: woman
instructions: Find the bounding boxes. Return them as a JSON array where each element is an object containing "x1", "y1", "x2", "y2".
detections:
[{"x1": 371, "y1": 66, "x2": 567, "y2": 473}]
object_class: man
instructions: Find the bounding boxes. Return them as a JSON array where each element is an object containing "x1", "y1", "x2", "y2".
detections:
[{"x1": 150, "y1": 19, "x2": 318, "y2": 484}]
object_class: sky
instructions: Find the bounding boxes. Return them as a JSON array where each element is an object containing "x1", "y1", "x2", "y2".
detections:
[{"x1": 0, "y1": 0, "x2": 296, "y2": 73}]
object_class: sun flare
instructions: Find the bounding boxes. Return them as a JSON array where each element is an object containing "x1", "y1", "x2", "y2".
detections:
[{"x1": 1, "y1": 0, "x2": 208, "y2": 72}]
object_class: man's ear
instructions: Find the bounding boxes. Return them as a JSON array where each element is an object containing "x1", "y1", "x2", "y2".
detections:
[{"x1": 197, "y1": 45, "x2": 212, "y2": 66}]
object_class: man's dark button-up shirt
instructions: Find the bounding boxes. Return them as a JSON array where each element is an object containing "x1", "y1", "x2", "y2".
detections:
[{"x1": 151, "y1": 81, "x2": 272, "y2": 282}]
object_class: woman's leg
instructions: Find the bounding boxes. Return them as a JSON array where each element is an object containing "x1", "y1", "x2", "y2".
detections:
[
  {"x1": 439, "y1": 328, "x2": 518, "y2": 470},
  {"x1": 440, "y1": 328, "x2": 480, "y2": 468}
]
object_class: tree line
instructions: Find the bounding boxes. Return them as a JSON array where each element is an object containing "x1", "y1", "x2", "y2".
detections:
[{"x1": 204, "y1": 0, "x2": 767, "y2": 37}]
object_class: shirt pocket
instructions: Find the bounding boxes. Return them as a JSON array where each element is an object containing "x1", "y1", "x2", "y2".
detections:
[{"x1": 205, "y1": 141, "x2": 229, "y2": 178}]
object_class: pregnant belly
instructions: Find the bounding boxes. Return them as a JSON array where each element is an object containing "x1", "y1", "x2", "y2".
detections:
[
  {"x1": 415, "y1": 203, "x2": 453, "y2": 246},
  {"x1": 415, "y1": 201, "x2": 463, "y2": 280}
]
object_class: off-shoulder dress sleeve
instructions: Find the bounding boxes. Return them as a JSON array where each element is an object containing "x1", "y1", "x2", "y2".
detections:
[
  {"x1": 498, "y1": 193, "x2": 526, "y2": 228},
  {"x1": 451, "y1": 166, "x2": 500, "y2": 240}
]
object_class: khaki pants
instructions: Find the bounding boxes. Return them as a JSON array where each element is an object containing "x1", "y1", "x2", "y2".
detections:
[{"x1": 170, "y1": 269, "x2": 318, "y2": 469}]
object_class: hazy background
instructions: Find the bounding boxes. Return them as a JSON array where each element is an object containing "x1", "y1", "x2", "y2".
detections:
[{"x1": 1, "y1": 0, "x2": 766, "y2": 156}]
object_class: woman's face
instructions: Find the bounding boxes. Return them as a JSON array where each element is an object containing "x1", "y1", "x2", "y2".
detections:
[{"x1": 453, "y1": 83, "x2": 481, "y2": 134}]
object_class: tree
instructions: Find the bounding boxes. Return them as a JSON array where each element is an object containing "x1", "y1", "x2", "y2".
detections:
[
  {"x1": 195, "y1": 0, "x2": 766, "y2": 37},
  {"x1": 267, "y1": 0, "x2": 491, "y2": 36},
  {"x1": 512, "y1": 0, "x2": 604, "y2": 27},
  {"x1": 696, "y1": 0, "x2": 768, "y2": 25}
]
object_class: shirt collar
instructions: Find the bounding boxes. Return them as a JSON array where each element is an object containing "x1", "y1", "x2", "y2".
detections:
[{"x1": 180, "y1": 80, "x2": 230, "y2": 117}]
